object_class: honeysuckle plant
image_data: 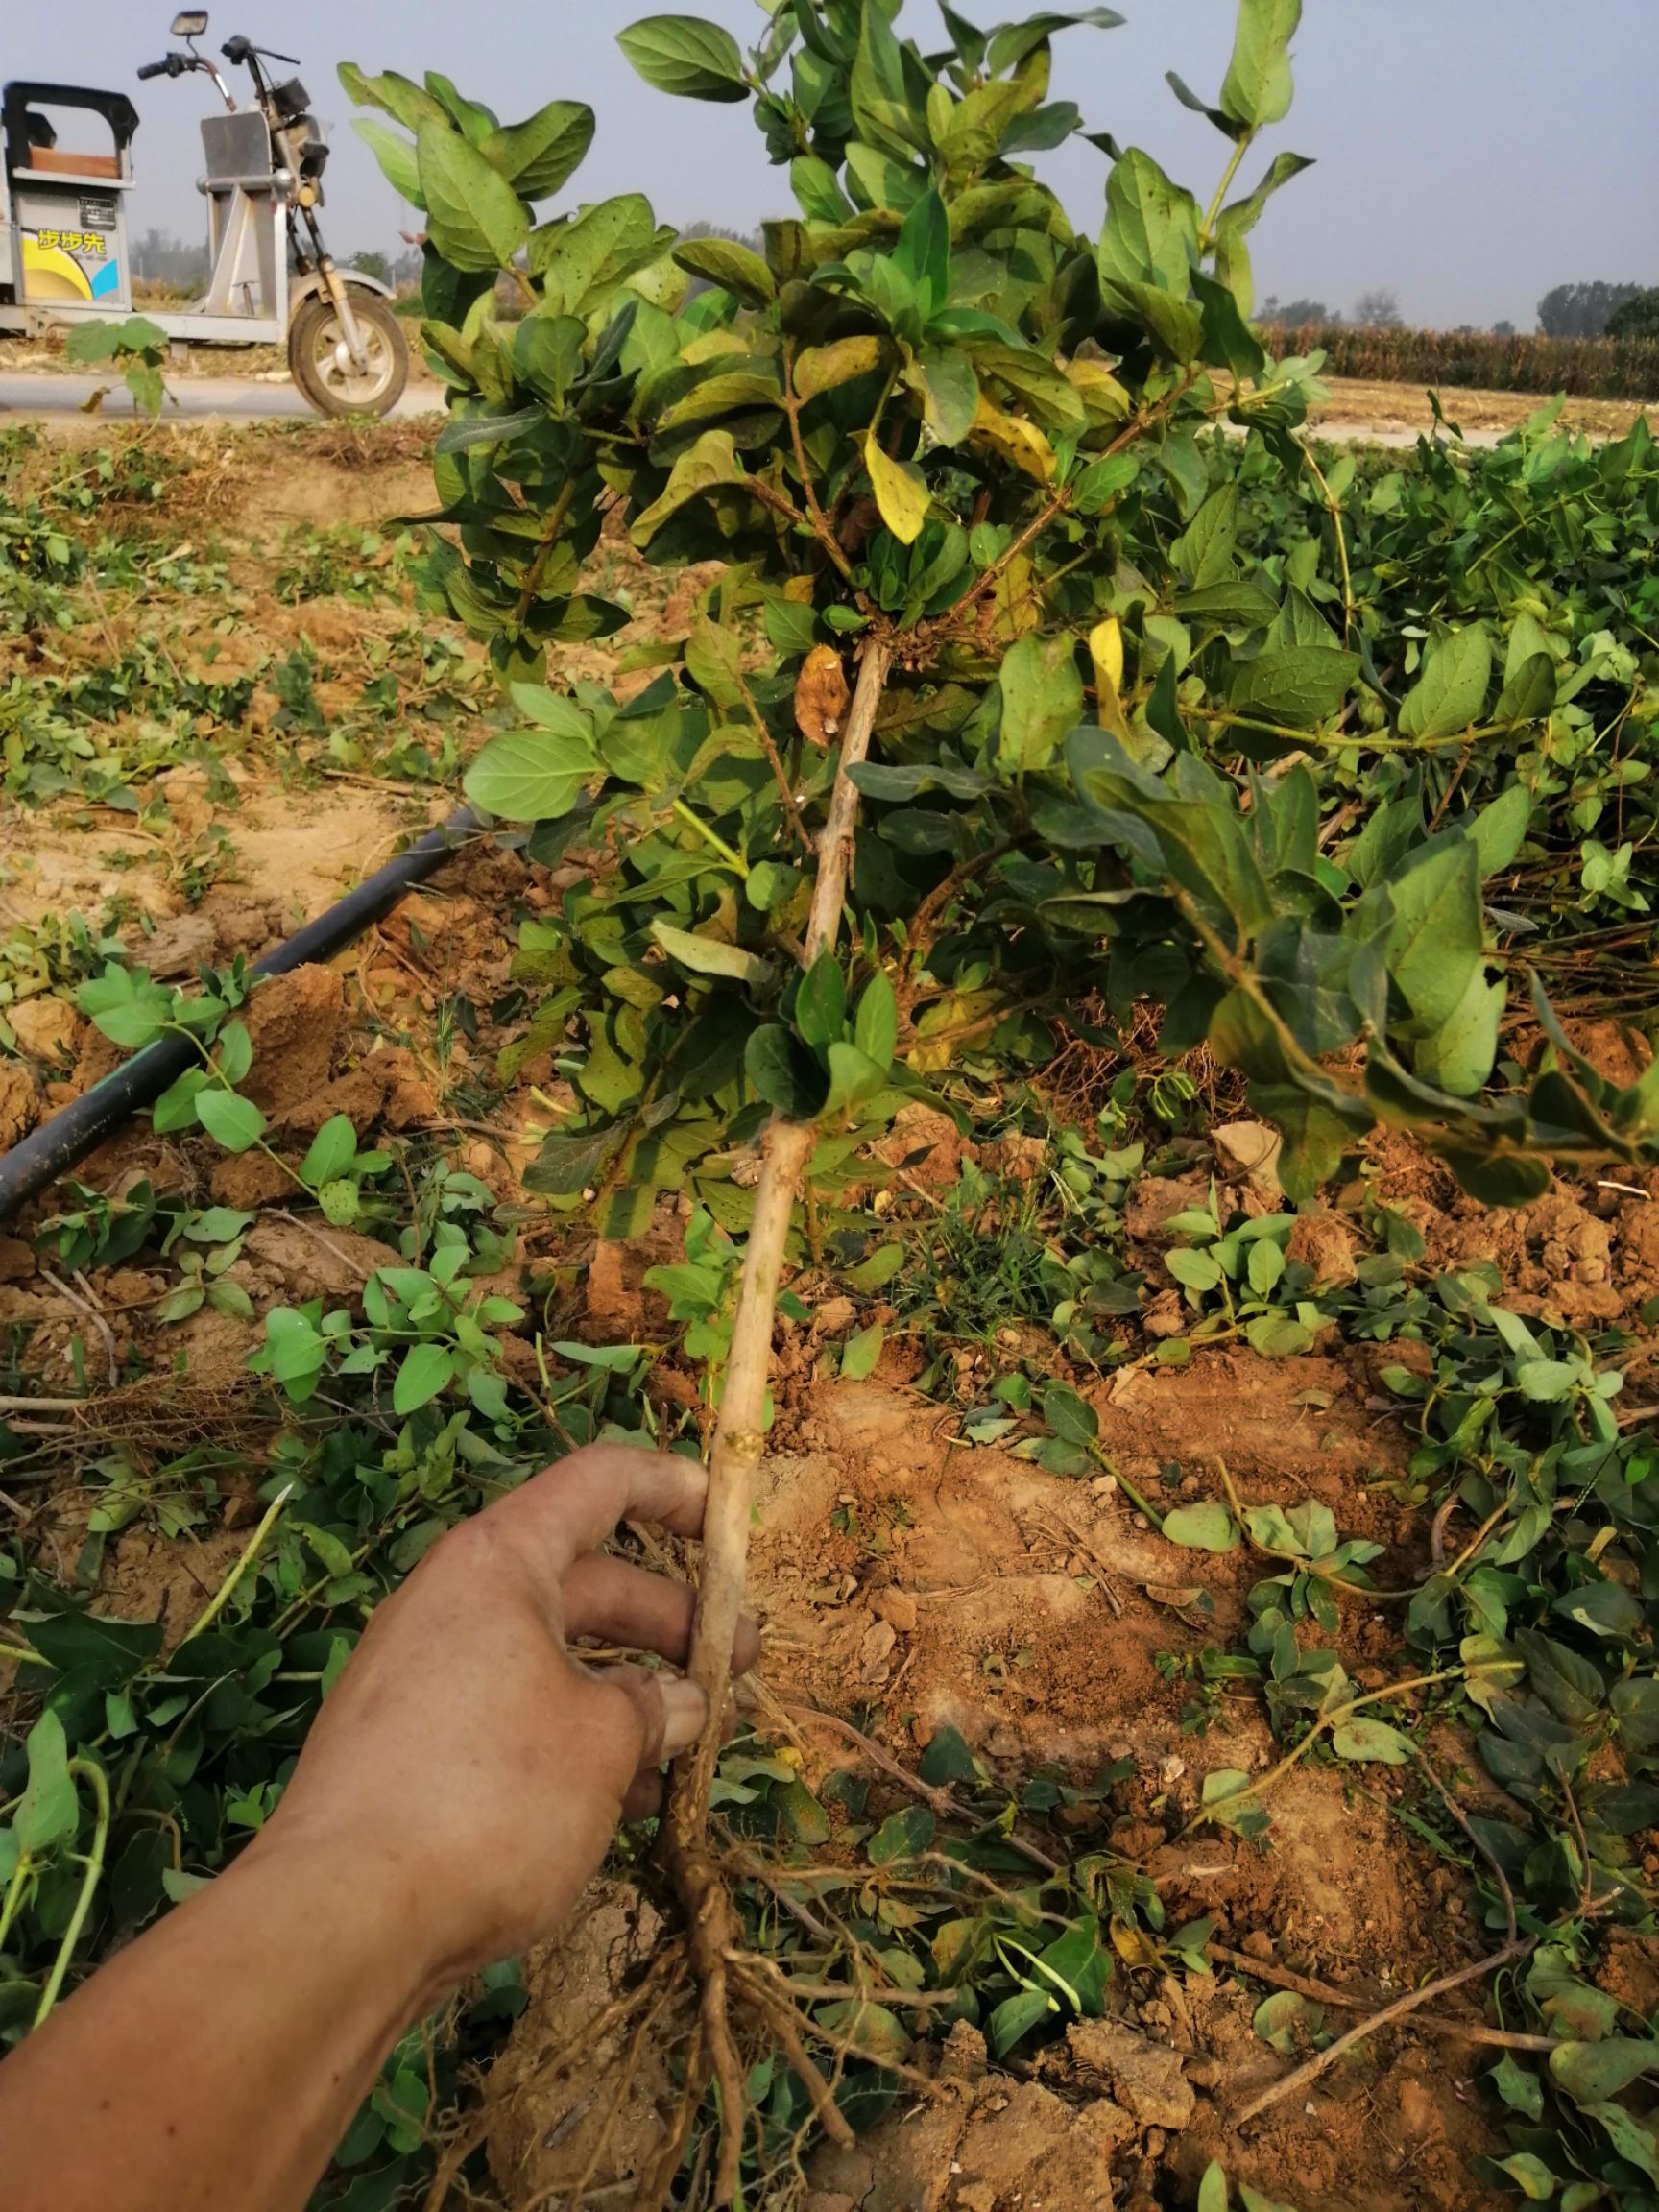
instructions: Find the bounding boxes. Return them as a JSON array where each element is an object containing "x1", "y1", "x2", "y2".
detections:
[{"x1": 341, "y1": 1, "x2": 1659, "y2": 2192}]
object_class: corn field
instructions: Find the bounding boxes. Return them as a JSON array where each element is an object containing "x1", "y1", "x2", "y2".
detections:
[{"x1": 1266, "y1": 320, "x2": 1659, "y2": 398}]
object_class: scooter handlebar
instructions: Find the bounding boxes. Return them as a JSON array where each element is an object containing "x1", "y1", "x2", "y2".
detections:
[
  {"x1": 136, "y1": 60, "x2": 171, "y2": 80},
  {"x1": 136, "y1": 54, "x2": 191, "y2": 81}
]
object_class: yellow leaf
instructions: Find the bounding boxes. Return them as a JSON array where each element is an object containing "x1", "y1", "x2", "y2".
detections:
[
  {"x1": 968, "y1": 395, "x2": 1055, "y2": 484},
  {"x1": 1109, "y1": 1914, "x2": 1162, "y2": 1969},
  {"x1": 1066, "y1": 356, "x2": 1133, "y2": 434},
  {"x1": 1090, "y1": 617, "x2": 1131, "y2": 737},
  {"x1": 990, "y1": 552, "x2": 1041, "y2": 641},
  {"x1": 794, "y1": 334, "x2": 887, "y2": 400},
  {"x1": 1090, "y1": 617, "x2": 1125, "y2": 695},
  {"x1": 864, "y1": 430, "x2": 930, "y2": 545}
]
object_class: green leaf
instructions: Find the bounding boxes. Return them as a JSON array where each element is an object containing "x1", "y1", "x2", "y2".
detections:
[
  {"x1": 776, "y1": 1778, "x2": 831, "y2": 1845},
  {"x1": 1495, "y1": 2154, "x2": 1557, "y2": 2202},
  {"x1": 1098, "y1": 148, "x2": 1199, "y2": 300},
  {"x1": 338, "y1": 62, "x2": 449, "y2": 134},
  {"x1": 1164, "y1": 1502, "x2": 1240, "y2": 1551},
  {"x1": 618, "y1": 15, "x2": 750, "y2": 102},
  {"x1": 672, "y1": 235, "x2": 777, "y2": 306},
  {"x1": 262, "y1": 1308, "x2": 327, "y2": 1400},
  {"x1": 1198, "y1": 2165, "x2": 1231, "y2": 2212},
  {"x1": 1230, "y1": 646, "x2": 1358, "y2": 729},
  {"x1": 989, "y1": 1986, "x2": 1054, "y2": 2057},
  {"x1": 1583, "y1": 2103, "x2": 1659, "y2": 2184},
  {"x1": 913, "y1": 347, "x2": 980, "y2": 446},
  {"x1": 531, "y1": 193, "x2": 661, "y2": 311},
  {"x1": 1413, "y1": 969, "x2": 1504, "y2": 1098},
  {"x1": 1200, "y1": 1767, "x2": 1267, "y2": 1835},
  {"x1": 1553, "y1": 1581, "x2": 1643, "y2": 1639},
  {"x1": 480, "y1": 100, "x2": 595, "y2": 200},
  {"x1": 1172, "y1": 484, "x2": 1239, "y2": 591},
  {"x1": 824, "y1": 1042, "x2": 888, "y2": 1118},
  {"x1": 894, "y1": 187, "x2": 951, "y2": 321},
  {"x1": 416, "y1": 122, "x2": 530, "y2": 273},
  {"x1": 841, "y1": 1322, "x2": 885, "y2": 1381},
  {"x1": 631, "y1": 428, "x2": 749, "y2": 546},
  {"x1": 216, "y1": 1022, "x2": 252, "y2": 1088},
  {"x1": 987, "y1": 9, "x2": 1126, "y2": 72},
  {"x1": 791, "y1": 154, "x2": 852, "y2": 223},
  {"x1": 650, "y1": 921, "x2": 773, "y2": 989},
  {"x1": 850, "y1": 2, "x2": 924, "y2": 159},
  {"x1": 1549, "y1": 2038, "x2": 1659, "y2": 2108},
  {"x1": 868, "y1": 1805, "x2": 935, "y2": 1864},
  {"x1": 512, "y1": 312, "x2": 586, "y2": 404},
  {"x1": 523, "y1": 1123, "x2": 626, "y2": 1197},
  {"x1": 1385, "y1": 840, "x2": 1482, "y2": 1032},
  {"x1": 1220, "y1": 0, "x2": 1303, "y2": 133},
  {"x1": 1492, "y1": 650, "x2": 1555, "y2": 727},
  {"x1": 77, "y1": 963, "x2": 175, "y2": 1050},
  {"x1": 1398, "y1": 625, "x2": 1492, "y2": 742},
  {"x1": 1514, "y1": 1358, "x2": 1580, "y2": 1403},
  {"x1": 352, "y1": 118, "x2": 423, "y2": 206},
  {"x1": 746, "y1": 1025, "x2": 827, "y2": 1118},
  {"x1": 999, "y1": 632, "x2": 1085, "y2": 774},
  {"x1": 301, "y1": 1525, "x2": 357, "y2": 1581},
  {"x1": 393, "y1": 1343, "x2": 456, "y2": 1417},
  {"x1": 463, "y1": 728, "x2": 597, "y2": 823},
  {"x1": 794, "y1": 336, "x2": 887, "y2": 401},
  {"x1": 865, "y1": 432, "x2": 930, "y2": 545},
  {"x1": 1194, "y1": 269, "x2": 1266, "y2": 377},
  {"x1": 1042, "y1": 1382, "x2": 1098, "y2": 1446},
  {"x1": 919, "y1": 1724, "x2": 980, "y2": 1786},
  {"x1": 854, "y1": 973, "x2": 899, "y2": 1071},
  {"x1": 1253, "y1": 1989, "x2": 1322, "y2": 2054},
  {"x1": 1490, "y1": 2055, "x2": 1544, "y2": 2121},
  {"x1": 152, "y1": 1067, "x2": 208, "y2": 1134},
  {"x1": 195, "y1": 1089, "x2": 268, "y2": 1154},
  {"x1": 16, "y1": 1710, "x2": 80, "y2": 1853},
  {"x1": 301, "y1": 1115, "x2": 359, "y2": 1190},
  {"x1": 796, "y1": 955, "x2": 847, "y2": 1050},
  {"x1": 1470, "y1": 781, "x2": 1532, "y2": 877},
  {"x1": 1331, "y1": 1717, "x2": 1413, "y2": 1765},
  {"x1": 819, "y1": 1997, "x2": 915, "y2": 2065},
  {"x1": 1167, "y1": 1246, "x2": 1223, "y2": 1292}
]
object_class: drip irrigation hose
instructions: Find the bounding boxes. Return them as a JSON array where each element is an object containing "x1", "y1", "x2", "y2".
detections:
[{"x1": 0, "y1": 807, "x2": 481, "y2": 1226}]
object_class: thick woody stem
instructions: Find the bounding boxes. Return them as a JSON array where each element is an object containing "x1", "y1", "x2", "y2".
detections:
[
  {"x1": 661, "y1": 637, "x2": 893, "y2": 2205},
  {"x1": 672, "y1": 637, "x2": 895, "y2": 1835}
]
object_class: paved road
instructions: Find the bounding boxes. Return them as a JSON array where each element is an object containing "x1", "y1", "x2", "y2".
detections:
[
  {"x1": 0, "y1": 369, "x2": 444, "y2": 422},
  {"x1": 0, "y1": 367, "x2": 1546, "y2": 446}
]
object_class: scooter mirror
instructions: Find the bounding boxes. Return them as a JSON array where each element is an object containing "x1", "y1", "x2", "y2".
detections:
[{"x1": 170, "y1": 10, "x2": 209, "y2": 35}]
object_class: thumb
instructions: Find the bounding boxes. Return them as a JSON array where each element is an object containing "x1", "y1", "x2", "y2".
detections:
[{"x1": 604, "y1": 1664, "x2": 711, "y2": 1773}]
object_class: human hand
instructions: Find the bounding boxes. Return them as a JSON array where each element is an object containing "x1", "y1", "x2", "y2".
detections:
[{"x1": 257, "y1": 1443, "x2": 756, "y2": 2009}]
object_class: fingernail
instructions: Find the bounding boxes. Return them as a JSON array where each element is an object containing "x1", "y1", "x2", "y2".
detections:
[{"x1": 661, "y1": 1677, "x2": 710, "y2": 1758}]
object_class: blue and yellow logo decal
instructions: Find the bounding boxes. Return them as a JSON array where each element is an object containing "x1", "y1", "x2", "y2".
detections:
[{"x1": 23, "y1": 229, "x2": 121, "y2": 301}]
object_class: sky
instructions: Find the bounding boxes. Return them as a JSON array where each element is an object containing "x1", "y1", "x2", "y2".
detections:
[{"x1": 10, "y1": 2, "x2": 1655, "y2": 330}]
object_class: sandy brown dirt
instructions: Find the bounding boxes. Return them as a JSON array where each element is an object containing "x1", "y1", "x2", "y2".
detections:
[
  {"x1": 478, "y1": 1361, "x2": 1510, "y2": 2212},
  {"x1": 1308, "y1": 375, "x2": 1650, "y2": 440}
]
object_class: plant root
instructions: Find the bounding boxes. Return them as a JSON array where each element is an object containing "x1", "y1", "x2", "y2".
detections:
[{"x1": 1234, "y1": 1936, "x2": 1537, "y2": 2126}]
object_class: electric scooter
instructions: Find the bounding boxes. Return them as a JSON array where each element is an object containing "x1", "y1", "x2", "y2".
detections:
[{"x1": 0, "y1": 10, "x2": 409, "y2": 416}]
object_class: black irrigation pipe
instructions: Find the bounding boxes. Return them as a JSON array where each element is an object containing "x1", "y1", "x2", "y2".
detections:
[{"x1": 0, "y1": 806, "x2": 481, "y2": 1227}]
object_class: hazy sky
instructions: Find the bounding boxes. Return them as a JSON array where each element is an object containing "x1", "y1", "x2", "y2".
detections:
[{"x1": 11, "y1": 2, "x2": 1655, "y2": 329}]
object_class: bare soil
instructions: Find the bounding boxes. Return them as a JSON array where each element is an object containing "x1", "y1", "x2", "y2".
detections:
[
  {"x1": 5, "y1": 422, "x2": 1652, "y2": 2212},
  {"x1": 1306, "y1": 377, "x2": 1650, "y2": 441}
]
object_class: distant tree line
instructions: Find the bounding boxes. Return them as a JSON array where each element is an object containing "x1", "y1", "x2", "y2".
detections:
[{"x1": 1259, "y1": 278, "x2": 1658, "y2": 341}]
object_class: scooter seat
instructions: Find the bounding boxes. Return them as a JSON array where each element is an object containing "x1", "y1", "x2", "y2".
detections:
[{"x1": 18, "y1": 148, "x2": 121, "y2": 179}]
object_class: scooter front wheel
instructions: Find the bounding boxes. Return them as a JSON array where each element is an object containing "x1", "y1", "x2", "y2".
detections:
[{"x1": 288, "y1": 290, "x2": 409, "y2": 419}]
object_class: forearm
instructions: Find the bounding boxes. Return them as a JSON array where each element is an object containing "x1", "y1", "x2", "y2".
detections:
[{"x1": 0, "y1": 1826, "x2": 426, "y2": 2212}]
